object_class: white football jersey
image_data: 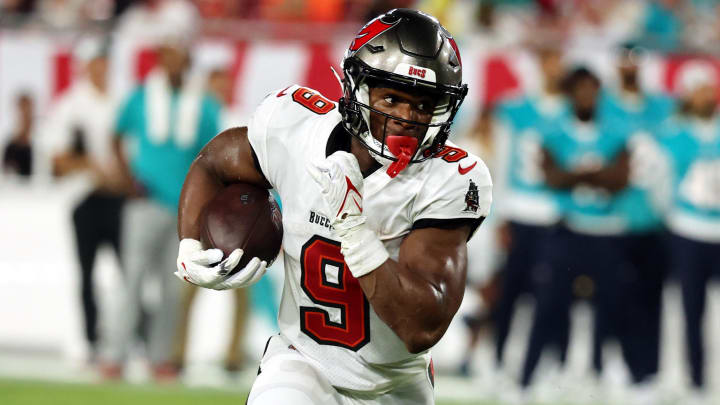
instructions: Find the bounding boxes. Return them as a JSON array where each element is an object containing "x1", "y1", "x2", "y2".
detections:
[{"x1": 247, "y1": 85, "x2": 492, "y2": 394}]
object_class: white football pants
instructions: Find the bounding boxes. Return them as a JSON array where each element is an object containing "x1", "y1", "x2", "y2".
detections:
[{"x1": 247, "y1": 335, "x2": 435, "y2": 405}]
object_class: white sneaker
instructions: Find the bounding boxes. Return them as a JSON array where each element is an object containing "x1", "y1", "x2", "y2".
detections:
[
  {"x1": 684, "y1": 388, "x2": 710, "y2": 405},
  {"x1": 626, "y1": 380, "x2": 661, "y2": 405}
]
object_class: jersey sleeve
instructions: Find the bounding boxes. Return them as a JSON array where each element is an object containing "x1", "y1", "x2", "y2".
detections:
[
  {"x1": 245, "y1": 86, "x2": 296, "y2": 189},
  {"x1": 412, "y1": 157, "x2": 493, "y2": 239}
]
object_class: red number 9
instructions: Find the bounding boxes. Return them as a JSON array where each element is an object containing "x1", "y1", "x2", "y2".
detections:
[{"x1": 300, "y1": 235, "x2": 370, "y2": 351}]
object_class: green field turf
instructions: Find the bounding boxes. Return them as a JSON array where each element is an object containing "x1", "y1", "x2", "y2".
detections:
[{"x1": 0, "y1": 379, "x2": 492, "y2": 405}]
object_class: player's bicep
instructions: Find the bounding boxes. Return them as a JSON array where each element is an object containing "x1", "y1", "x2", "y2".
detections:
[
  {"x1": 199, "y1": 127, "x2": 272, "y2": 189},
  {"x1": 399, "y1": 225, "x2": 471, "y2": 303}
]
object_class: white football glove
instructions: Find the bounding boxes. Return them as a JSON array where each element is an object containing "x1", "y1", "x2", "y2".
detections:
[
  {"x1": 308, "y1": 151, "x2": 389, "y2": 278},
  {"x1": 307, "y1": 151, "x2": 365, "y2": 228},
  {"x1": 175, "y1": 239, "x2": 267, "y2": 290}
]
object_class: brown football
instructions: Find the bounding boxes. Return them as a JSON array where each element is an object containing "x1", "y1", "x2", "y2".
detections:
[{"x1": 200, "y1": 183, "x2": 283, "y2": 275}]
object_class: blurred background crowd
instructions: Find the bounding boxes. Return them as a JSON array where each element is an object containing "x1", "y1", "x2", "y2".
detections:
[{"x1": 2, "y1": 1, "x2": 720, "y2": 405}]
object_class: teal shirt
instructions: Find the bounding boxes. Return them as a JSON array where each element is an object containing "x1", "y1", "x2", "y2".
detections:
[
  {"x1": 659, "y1": 117, "x2": 720, "y2": 221},
  {"x1": 495, "y1": 94, "x2": 568, "y2": 224},
  {"x1": 542, "y1": 115, "x2": 630, "y2": 234},
  {"x1": 116, "y1": 86, "x2": 221, "y2": 210},
  {"x1": 600, "y1": 90, "x2": 675, "y2": 232},
  {"x1": 599, "y1": 90, "x2": 674, "y2": 135},
  {"x1": 641, "y1": 1, "x2": 682, "y2": 52},
  {"x1": 497, "y1": 94, "x2": 569, "y2": 194}
]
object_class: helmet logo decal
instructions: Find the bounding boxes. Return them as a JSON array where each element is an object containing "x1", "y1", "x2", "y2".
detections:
[
  {"x1": 408, "y1": 66, "x2": 426, "y2": 79},
  {"x1": 448, "y1": 37, "x2": 462, "y2": 67},
  {"x1": 349, "y1": 18, "x2": 399, "y2": 52},
  {"x1": 394, "y1": 63, "x2": 437, "y2": 83}
]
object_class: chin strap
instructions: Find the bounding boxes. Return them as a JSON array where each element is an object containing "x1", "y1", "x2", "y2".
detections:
[{"x1": 385, "y1": 135, "x2": 418, "y2": 178}]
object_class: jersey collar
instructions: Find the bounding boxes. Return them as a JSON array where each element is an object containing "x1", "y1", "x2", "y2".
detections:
[{"x1": 326, "y1": 123, "x2": 352, "y2": 157}]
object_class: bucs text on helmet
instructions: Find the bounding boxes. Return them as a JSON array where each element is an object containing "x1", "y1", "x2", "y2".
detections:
[{"x1": 338, "y1": 8, "x2": 468, "y2": 177}]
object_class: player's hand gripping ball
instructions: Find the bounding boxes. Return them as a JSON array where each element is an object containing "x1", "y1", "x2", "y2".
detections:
[
  {"x1": 175, "y1": 239, "x2": 266, "y2": 290},
  {"x1": 175, "y1": 184, "x2": 282, "y2": 290}
]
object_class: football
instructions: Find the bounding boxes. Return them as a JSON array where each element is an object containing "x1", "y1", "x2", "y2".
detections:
[{"x1": 200, "y1": 183, "x2": 283, "y2": 275}]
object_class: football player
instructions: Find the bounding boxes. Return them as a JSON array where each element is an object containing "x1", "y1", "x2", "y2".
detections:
[
  {"x1": 490, "y1": 44, "x2": 568, "y2": 376},
  {"x1": 523, "y1": 67, "x2": 632, "y2": 389},
  {"x1": 660, "y1": 61, "x2": 720, "y2": 404},
  {"x1": 175, "y1": 9, "x2": 492, "y2": 405},
  {"x1": 599, "y1": 43, "x2": 674, "y2": 395}
]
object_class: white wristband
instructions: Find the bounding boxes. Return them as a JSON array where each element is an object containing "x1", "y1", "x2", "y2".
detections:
[{"x1": 336, "y1": 220, "x2": 389, "y2": 279}]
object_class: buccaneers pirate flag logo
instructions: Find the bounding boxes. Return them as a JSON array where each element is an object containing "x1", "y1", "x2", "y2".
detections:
[{"x1": 463, "y1": 179, "x2": 479, "y2": 213}]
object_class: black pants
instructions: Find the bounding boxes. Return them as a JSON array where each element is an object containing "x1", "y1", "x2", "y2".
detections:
[
  {"x1": 493, "y1": 221, "x2": 547, "y2": 366},
  {"x1": 72, "y1": 191, "x2": 124, "y2": 347},
  {"x1": 670, "y1": 233, "x2": 720, "y2": 388},
  {"x1": 520, "y1": 225, "x2": 574, "y2": 387},
  {"x1": 521, "y1": 227, "x2": 627, "y2": 387},
  {"x1": 615, "y1": 232, "x2": 666, "y2": 383}
]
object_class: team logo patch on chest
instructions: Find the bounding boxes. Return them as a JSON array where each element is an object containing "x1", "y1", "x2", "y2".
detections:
[
  {"x1": 309, "y1": 210, "x2": 334, "y2": 230},
  {"x1": 463, "y1": 180, "x2": 479, "y2": 213}
]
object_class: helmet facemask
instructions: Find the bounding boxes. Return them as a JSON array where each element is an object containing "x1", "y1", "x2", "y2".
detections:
[{"x1": 339, "y1": 60, "x2": 466, "y2": 177}]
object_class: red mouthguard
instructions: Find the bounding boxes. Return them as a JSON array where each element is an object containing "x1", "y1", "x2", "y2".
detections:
[{"x1": 385, "y1": 136, "x2": 419, "y2": 178}]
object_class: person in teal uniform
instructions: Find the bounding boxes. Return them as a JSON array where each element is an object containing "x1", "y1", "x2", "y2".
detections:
[
  {"x1": 102, "y1": 34, "x2": 222, "y2": 381},
  {"x1": 488, "y1": 45, "x2": 568, "y2": 377},
  {"x1": 659, "y1": 62, "x2": 720, "y2": 404},
  {"x1": 599, "y1": 43, "x2": 675, "y2": 393},
  {"x1": 521, "y1": 67, "x2": 632, "y2": 388}
]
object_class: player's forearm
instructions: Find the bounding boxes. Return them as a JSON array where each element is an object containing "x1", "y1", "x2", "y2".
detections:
[
  {"x1": 585, "y1": 151, "x2": 630, "y2": 193},
  {"x1": 112, "y1": 136, "x2": 139, "y2": 193},
  {"x1": 358, "y1": 257, "x2": 465, "y2": 354},
  {"x1": 542, "y1": 152, "x2": 592, "y2": 189},
  {"x1": 178, "y1": 127, "x2": 272, "y2": 240},
  {"x1": 52, "y1": 153, "x2": 90, "y2": 176},
  {"x1": 178, "y1": 153, "x2": 224, "y2": 240}
]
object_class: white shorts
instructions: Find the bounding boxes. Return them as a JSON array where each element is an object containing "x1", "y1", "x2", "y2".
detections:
[{"x1": 247, "y1": 335, "x2": 435, "y2": 405}]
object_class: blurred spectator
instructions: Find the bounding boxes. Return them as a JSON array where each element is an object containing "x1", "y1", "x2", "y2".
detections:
[
  {"x1": 3, "y1": 93, "x2": 36, "y2": 177},
  {"x1": 458, "y1": 106, "x2": 496, "y2": 168},
  {"x1": 659, "y1": 60, "x2": 720, "y2": 404},
  {"x1": 36, "y1": 0, "x2": 87, "y2": 28},
  {"x1": 0, "y1": 0, "x2": 35, "y2": 13},
  {"x1": 113, "y1": 0, "x2": 140, "y2": 17},
  {"x1": 488, "y1": 46, "x2": 568, "y2": 386},
  {"x1": 597, "y1": 43, "x2": 674, "y2": 400},
  {"x1": 683, "y1": 0, "x2": 720, "y2": 53},
  {"x1": 46, "y1": 38, "x2": 124, "y2": 363},
  {"x1": 454, "y1": 105, "x2": 506, "y2": 378},
  {"x1": 464, "y1": 1, "x2": 529, "y2": 50},
  {"x1": 523, "y1": 67, "x2": 631, "y2": 391},
  {"x1": 115, "y1": 0, "x2": 199, "y2": 41},
  {"x1": 363, "y1": 0, "x2": 414, "y2": 21},
  {"x1": 102, "y1": 32, "x2": 222, "y2": 380},
  {"x1": 634, "y1": 0, "x2": 685, "y2": 52},
  {"x1": 563, "y1": 0, "x2": 645, "y2": 64},
  {"x1": 194, "y1": 0, "x2": 270, "y2": 19},
  {"x1": 207, "y1": 67, "x2": 242, "y2": 129},
  {"x1": 259, "y1": 0, "x2": 346, "y2": 22},
  {"x1": 171, "y1": 66, "x2": 252, "y2": 374}
]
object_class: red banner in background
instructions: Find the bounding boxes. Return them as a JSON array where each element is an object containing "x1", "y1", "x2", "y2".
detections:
[
  {"x1": 229, "y1": 40, "x2": 248, "y2": 105},
  {"x1": 135, "y1": 48, "x2": 158, "y2": 82},
  {"x1": 52, "y1": 51, "x2": 73, "y2": 98},
  {"x1": 482, "y1": 55, "x2": 520, "y2": 106},
  {"x1": 663, "y1": 55, "x2": 720, "y2": 98},
  {"x1": 303, "y1": 43, "x2": 342, "y2": 101}
]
